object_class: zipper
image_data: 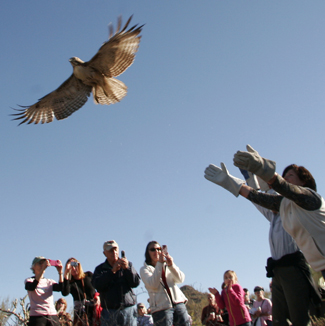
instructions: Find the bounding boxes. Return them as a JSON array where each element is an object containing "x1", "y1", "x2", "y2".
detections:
[{"x1": 225, "y1": 290, "x2": 236, "y2": 326}]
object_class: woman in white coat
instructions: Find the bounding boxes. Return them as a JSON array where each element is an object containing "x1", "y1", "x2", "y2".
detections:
[{"x1": 140, "y1": 241, "x2": 190, "y2": 326}]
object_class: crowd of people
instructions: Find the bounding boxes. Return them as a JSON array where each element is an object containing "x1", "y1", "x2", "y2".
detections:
[
  {"x1": 202, "y1": 284, "x2": 272, "y2": 326},
  {"x1": 25, "y1": 240, "x2": 191, "y2": 326},
  {"x1": 25, "y1": 251, "x2": 274, "y2": 326},
  {"x1": 25, "y1": 145, "x2": 325, "y2": 326}
]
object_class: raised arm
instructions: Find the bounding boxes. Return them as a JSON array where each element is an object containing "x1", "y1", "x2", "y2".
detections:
[
  {"x1": 268, "y1": 174, "x2": 321, "y2": 211},
  {"x1": 140, "y1": 263, "x2": 163, "y2": 290},
  {"x1": 239, "y1": 184, "x2": 283, "y2": 212}
]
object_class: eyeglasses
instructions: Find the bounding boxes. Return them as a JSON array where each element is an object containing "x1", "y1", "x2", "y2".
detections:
[
  {"x1": 138, "y1": 306, "x2": 145, "y2": 309},
  {"x1": 149, "y1": 248, "x2": 161, "y2": 252}
]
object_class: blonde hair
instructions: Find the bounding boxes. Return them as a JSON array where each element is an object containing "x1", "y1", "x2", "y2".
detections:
[
  {"x1": 223, "y1": 270, "x2": 238, "y2": 284},
  {"x1": 65, "y1": 257, "x2": 86, "y2": 280}
]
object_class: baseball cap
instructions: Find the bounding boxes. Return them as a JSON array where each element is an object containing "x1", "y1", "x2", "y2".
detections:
[
  {"x1": 31, "y1": 256, "x2": 46, "y2": 269},
  {"x1": 254, "y1": 286, "x2": 264, "y2": 292},
  {"x1": 103, "y1": 240, "x2": 118, "y2": 251}
]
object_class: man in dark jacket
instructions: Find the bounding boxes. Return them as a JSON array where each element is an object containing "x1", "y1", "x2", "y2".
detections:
[{"x1": 92, "y1": 240, "x2": 141, "y2": 326}]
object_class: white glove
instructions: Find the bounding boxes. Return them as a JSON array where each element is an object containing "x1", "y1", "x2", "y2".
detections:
[
  {"x1": 239, "y1": 169, "x2": 260, "y2": 190},
  {"x1": 204, "y1": 163, "x2": 245, "y2": 197},
  {"x1": 233, "y1": 145, "x2": 276, "y2": 182}
]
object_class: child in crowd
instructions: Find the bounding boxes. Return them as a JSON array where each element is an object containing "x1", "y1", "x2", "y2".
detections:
[{"x1": 209, "y1": 270, "x2": 251, "y2": 326}]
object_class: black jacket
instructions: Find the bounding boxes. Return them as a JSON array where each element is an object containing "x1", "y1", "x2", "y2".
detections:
[
  {"x1": 62, "y1": 273, "x2": 96, "y2": 302},
  {"x1": 92, "y1": 260, "x2": 140, "y2": 310}
]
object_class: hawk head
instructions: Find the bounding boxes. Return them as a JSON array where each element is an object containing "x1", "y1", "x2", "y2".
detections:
[{"x1": 69, "y1": 57, "x2": 85, "y2": 67}]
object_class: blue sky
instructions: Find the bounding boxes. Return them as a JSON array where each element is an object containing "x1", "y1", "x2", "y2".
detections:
[{"x1": 1, "y1": 0, "x2": 325, "y2": 312}]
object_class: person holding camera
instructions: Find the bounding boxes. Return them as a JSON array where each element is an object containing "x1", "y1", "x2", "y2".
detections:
[
  {"x1": 62, "y1": 258, "x2": 97, "y2": 326},
  {"x1": 140, "y1": 241, "x2": 190, "y2": 326},
  {"x1": 25, "y1": 256, "x2": 63, "y2": 326},
  {"x1": 92, "y1": 240, "x2": 140, "y2": 326}
]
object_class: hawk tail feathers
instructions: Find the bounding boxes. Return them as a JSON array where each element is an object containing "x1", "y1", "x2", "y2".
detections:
[{"x1": 92, "y1": 77, "x2": 127, "y2": 105}]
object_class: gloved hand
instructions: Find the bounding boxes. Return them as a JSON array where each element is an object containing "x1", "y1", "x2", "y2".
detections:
[
  {"x1": 204, "y1": 163, "x2": 245, "y2": 197},
  {"x1": 233, "y1": 145, "x2": 276, "y2": 182},
  {"x1": 239, "y1": 169, "x2": 260, "y2": 190}
]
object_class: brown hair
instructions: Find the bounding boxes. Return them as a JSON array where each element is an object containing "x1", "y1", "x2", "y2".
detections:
[
  {"x1": 282, "y1": 164, "x2": 317, "y2": 191},
  {"x1": 144, "y1": 241, "x2": 160, "y2": 266},
  {"x1": 56, "y1": 298, "x2": 67, "y2": 312}
]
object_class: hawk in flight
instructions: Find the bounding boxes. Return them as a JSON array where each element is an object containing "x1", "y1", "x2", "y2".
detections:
[{"x1": 12, "y1": 16, "x2": 143, "y2": 125}]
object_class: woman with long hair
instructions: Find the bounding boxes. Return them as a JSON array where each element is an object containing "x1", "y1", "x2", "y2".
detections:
[
  {"x1": 140, "y1": 241, "x2": 190, "y2": 326},
  {"x1": 62, "y1": 258, "x2": 97, "y2": 326}
]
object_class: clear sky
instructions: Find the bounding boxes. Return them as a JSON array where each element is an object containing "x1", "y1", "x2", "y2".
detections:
[{"x1": 1, "y1": 0, "x2": 325, "y2": 312}]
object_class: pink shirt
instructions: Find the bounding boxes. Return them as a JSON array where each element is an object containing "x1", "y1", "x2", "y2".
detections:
[
  {"x1": 253, "y1": 299, "x2": 272, "y2": 326},
  {"x1": 25, "y1": 278, "x2": 57, "y2": 316}
]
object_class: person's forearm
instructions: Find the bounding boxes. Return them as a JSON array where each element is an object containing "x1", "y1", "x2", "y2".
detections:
[
  {"x1": 269, "y1": 174, "x2": 321, "y2": 210},
  {"x1": 124, "y1": 264, "x2": 141, "y2": 287},
  {"x1": 168, "y1": 264, "x2": 185, "y2": 283},
  {"x1": 260, "y1": 312, "x2": 270, "y2": 317},
  {"x1": 61, "y1": 278, "x2": 70, "y2": 296},
  {"x1": 240, "y1": 184, "x2": 282, "y2": 211},
  {"x1": 53, "y1": 282, "x2": 63, "y2": 292}
]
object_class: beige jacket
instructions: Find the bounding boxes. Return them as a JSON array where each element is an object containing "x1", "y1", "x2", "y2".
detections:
[
  {"x1": 280, "y1": 189, "x2": 325, "y2": 271},
  {"x1": 140, "y1": 261, "x2": 187, "y2": 314}
]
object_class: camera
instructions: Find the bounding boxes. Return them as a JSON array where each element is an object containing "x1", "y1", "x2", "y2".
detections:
[
  {"x1": 70, "y1": 261, "x2": 78, "y2": 267},
  {"x1": 48, "y1": 259, "x2": 60, "y2": 267},
  {"x1": 121, "y1": 250, "x2": 125, "y2": 258},
  {"x1": 162, "y1": 245, "x2": 168, "y2": 255}
]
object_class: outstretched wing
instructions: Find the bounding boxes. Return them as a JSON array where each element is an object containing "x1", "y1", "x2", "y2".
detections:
[
  {"x1": 12, "y1": 75, "x2": 92, "y2": 125},
  {"x1": 87, "y1": 15, "x2": 143, "y2": 78}
]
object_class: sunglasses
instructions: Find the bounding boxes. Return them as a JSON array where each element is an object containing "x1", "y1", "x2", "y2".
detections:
[{"x1": 149, "y1": 248, "x2": 161, "y2": 252}]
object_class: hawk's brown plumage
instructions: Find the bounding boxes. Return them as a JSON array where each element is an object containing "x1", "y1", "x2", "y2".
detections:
[{"x1": 12, "y1": 16, "x2": 143, "y2": 125}]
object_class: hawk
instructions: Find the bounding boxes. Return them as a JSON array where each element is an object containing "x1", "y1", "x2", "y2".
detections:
[{"x1": 12, "y1": 16, "x2": 143, "y2": 125}]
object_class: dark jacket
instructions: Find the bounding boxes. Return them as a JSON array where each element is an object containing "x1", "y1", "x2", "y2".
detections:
[
  {"x1": 61, "y1": 273, "x2": 96, "y2": 302},
  {"x1": 92, "y1": 259, "x2": 140, "y2": 310}
]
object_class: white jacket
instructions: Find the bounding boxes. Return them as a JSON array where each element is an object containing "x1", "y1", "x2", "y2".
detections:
[
  {"x1": 280, "y1": 189, "x2": 325, "y2": 271},
  {"x1": 140, "y1": 261, "x2": 187, "y2": 314}
]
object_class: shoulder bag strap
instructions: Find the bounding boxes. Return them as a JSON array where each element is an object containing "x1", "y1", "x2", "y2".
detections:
[
  {"x1": 81, "y1": 278, "x2": 90, "y2": 326},
  {"x1": 161, "y1": 266, "x2": 174, "y2": 304}
]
